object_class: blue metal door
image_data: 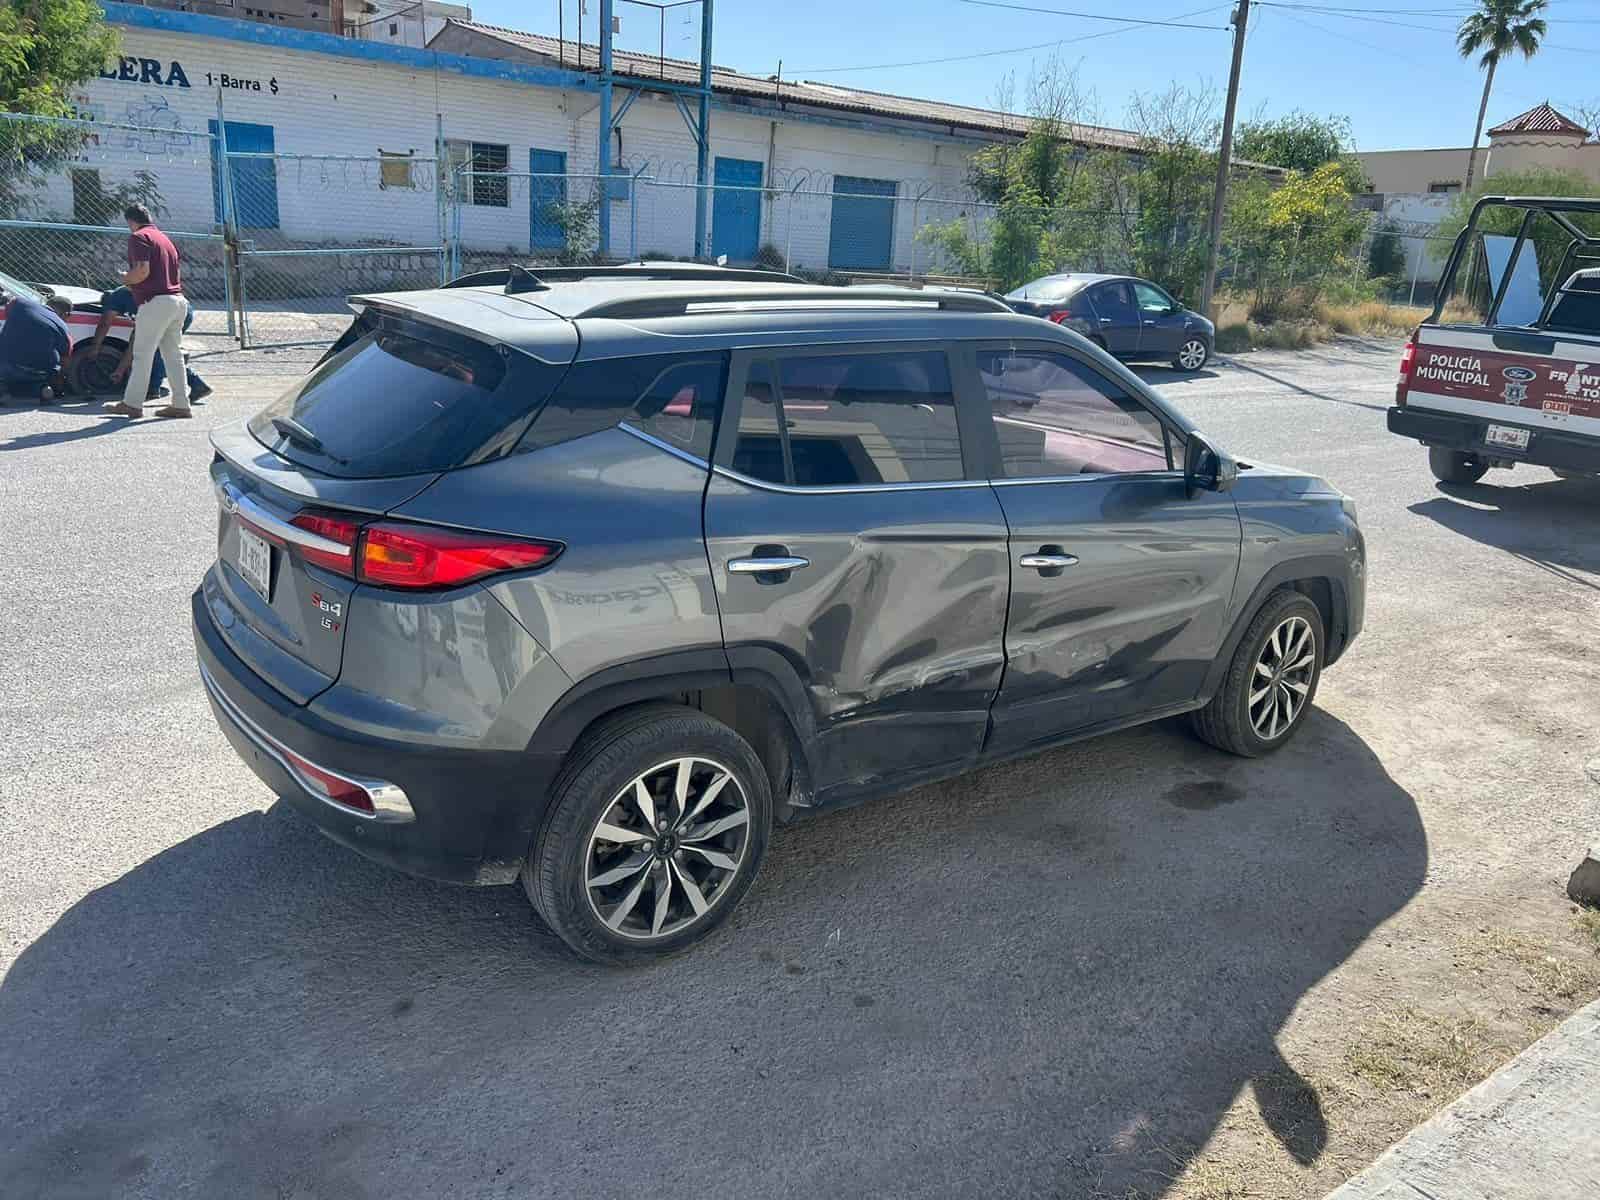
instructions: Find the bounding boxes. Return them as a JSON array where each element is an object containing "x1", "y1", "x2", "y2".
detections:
[
  {"x1": 828, "y1": 175, "x2": 897, "y2": 271},
  {"x1": 712, "y1": 157, "x2": 763, "y2": 262},
  {"x1": 529, "y1": 148, "x2": 567, "y2": 251},
  {"x1": 209, "y1": 120, "x2": 279, "y2": 229}
]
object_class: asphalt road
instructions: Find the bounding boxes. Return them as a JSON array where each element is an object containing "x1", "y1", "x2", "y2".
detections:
[{"x1": 2, "y1": 339, "x2": 1598, "y2": 1199}]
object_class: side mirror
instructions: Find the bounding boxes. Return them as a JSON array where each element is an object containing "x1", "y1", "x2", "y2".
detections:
[{"x1": 1185, "y1": 431, "x2": 1238, "y2": 497}]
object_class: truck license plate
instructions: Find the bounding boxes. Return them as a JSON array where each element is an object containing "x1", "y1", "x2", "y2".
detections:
[
  {"x1": 237, "y1": 526, "x2": 272, "y2": 600},
  {"x1": 1485, "y1": 424, "x2": 1530, "y2": 451}
]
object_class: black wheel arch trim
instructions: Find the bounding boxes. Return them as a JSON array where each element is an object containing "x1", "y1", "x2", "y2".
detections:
[
  {"x1": 524, "y1": 642, "x2": 819, "y2": 779},
  {"x1": 1200, "y1": 554, "x2": 1355, "y2": 701}
]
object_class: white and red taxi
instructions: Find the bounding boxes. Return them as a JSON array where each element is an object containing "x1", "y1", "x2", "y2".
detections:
[{"x1": 0, "y1": 267, "x2": 135, "y2": 393}]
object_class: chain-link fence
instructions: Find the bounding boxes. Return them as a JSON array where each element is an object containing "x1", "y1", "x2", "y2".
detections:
[
  {"x1": 0, "y1": 110, "x2": 233, "y2": 339},
  {"x1": 4, "y1": 104, "x2": 1471, "y2": 363},
  {"x1": 228, "y1": 149, "x2": 447, "y2": 347}
]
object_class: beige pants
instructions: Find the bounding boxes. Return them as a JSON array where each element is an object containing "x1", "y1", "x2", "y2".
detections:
[{"x1": 123, "y1": 293, "x2": 190, "y2": 411}]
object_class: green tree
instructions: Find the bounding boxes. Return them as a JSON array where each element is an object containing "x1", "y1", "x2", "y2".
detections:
[
  {"x1": 1235, "y1": 111, "x2": 1355, "y2": 174},
  {"x1": 1, "y1": 0, "x2": 120, "y2": 217},
  {"x1": 1366, "y1": 221, "x2": 1406, "y2": 282},
  {"x1": 1226, "y1": 162, "x2": 1366, "y2": 316},
  {"x1": 0, "y1": 0, "x2": 118, "y2": 115},
  {"x1": 1457, "y1": 0, "x2": 1548, "y2": 190}
]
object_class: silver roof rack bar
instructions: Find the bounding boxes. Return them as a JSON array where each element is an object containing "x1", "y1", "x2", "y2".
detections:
[{"x1": 578, "y1": 287, "x2": 1013, "y2": 320}]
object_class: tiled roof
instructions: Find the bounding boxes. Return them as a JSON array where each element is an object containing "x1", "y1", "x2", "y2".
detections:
[
  {"x1": 432, "y1": 19, "x2": 1141, "y2": 149},
  {"x1": 1488, "y1": 102, "x2": 1590, "y2": 137}
]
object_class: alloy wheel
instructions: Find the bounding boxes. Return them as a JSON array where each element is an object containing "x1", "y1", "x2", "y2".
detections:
[
  {"x1": 1179, "y1": 338, "x2": 1208, "y2": 370},
  {"x1": 1249, "y1": 615, "x2": 1315, "y2": 740},
  {"x1": 584, "y1": 756, "x2": 750, "y2": 940}
]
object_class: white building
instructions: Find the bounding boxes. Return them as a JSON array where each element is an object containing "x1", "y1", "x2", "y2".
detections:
[{"x1": 55, "y1": 2, "x2": 1141, "y2": 275}]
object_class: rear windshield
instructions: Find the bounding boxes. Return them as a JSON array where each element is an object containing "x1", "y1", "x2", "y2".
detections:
[
  {"x1": 249, "y1": 312, "x2": 565, "y2": 478},
  {"x1": 1005, "y1": 278, "x2": 1081, "y2": 302}
]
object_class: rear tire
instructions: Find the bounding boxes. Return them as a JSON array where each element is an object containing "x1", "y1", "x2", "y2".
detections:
[
  {"x1": 1429, "y1": 447, "x2": 1489, "y2": 484},
  {"x1": 524, "y1": 704, "x2": 772, "y2": 965},
  {"x1": 1190, "y1": 590, "x2": 1324, "y2": 758}
]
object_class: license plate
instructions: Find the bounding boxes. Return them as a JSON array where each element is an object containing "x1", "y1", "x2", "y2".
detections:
[
  {"x1": 1485, "y1": 424, "x2": 1530, "y2": 451},
  {"x1": 236, "y1": 525, "x2": 272, "y2": 600}
]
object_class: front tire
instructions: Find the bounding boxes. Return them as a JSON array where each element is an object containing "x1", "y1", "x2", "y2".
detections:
[
  {"x1": 1429, "y1": 447, "x2": 1489, "y2": 484},
  {"x1": 1190, "y1": 591, "x2": 1324, "y2": 757},
  {"x1": 66, "y1": 341, "x2": 125, "y2": 397},
  {"x1": 525, "y1": 705, "x2": 772, "y2": 965},
  {"x1": 1173, "y1": 336, "x2": 1210, "y2": 371}
]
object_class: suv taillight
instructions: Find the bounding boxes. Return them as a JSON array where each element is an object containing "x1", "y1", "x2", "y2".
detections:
[
  {"x1": 1396, "y1": 331, "x2": 1418, "y2": 407},
  {"x1": 290, "y1": 510, "x2": 360, "y2": 576},
  {"x1": 359, "y1": 522, "x2": 561, "y2": 589}
]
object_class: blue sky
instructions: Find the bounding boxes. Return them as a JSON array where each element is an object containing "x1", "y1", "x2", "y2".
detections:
[{"x1": 463, "y1": 0, "x2": 1600, "y2": 151}]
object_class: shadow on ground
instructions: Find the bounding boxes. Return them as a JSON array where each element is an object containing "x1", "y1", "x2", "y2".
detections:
[
  {"x1": 0, "y1": 714, "x2": 1425, "y2": 1199},
  {"x1": 1411, "y1": 475, "x2": 1600, "y2": 591}
]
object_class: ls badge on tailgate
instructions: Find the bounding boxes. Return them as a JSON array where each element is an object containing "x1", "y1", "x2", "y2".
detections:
[{"x1": 311, "y1": 592, "x2": 342, "y2": 632}]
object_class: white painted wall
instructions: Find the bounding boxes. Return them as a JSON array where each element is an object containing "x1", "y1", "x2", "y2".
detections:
[{"x1": 45, "y1": 20, "x2": 990, "y2": 271}]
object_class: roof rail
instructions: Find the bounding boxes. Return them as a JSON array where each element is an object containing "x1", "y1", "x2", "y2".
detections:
[
  {"x1": 443, "y1": 261, "x2": 808, "y2": 290},
  {"x1": 576, "y1": 286, "x2": 1015, "y2": 320}
]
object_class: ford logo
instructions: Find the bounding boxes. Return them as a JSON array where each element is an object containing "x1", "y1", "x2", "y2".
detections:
[{"x1": 1502, "y1": 365, "x2": 1537, "y2": 382}]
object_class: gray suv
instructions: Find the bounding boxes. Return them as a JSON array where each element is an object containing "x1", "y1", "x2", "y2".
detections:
[{"x1": 194, "y1": 267, "x2": 1365, "y2": 964}]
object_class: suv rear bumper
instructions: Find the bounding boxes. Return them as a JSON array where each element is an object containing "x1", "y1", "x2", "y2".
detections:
[
  {"x1": 1389, "y1": 405, "x2": 1600, "y2": 474},
  {"x1": 193, "y1": 587, "x2": 555, "y2": 885}
]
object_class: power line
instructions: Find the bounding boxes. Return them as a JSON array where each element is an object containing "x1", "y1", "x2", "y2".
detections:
[
  {"x1": 791, "y1": 3, "x2": 1229, "y2": 74},
  {"x1": 955, "y1": 0, "x2": 1227, "y2": 29}
]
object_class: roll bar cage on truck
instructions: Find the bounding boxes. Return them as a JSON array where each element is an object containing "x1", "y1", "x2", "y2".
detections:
[{"x1": 1389, "y1": 195, "x2": 1600, "y2": 485}]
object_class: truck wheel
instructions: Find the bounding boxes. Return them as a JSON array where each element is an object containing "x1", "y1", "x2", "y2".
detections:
[
  {"x1": 1429, "y1": 447, "x2": 1489, "y2": 484},
  {"x1": 525, "y1": 704, "x2": 772, "y2": 965},
  {"x1": 1190, "y1": 590, "x2": 1324, "y2": 758}
]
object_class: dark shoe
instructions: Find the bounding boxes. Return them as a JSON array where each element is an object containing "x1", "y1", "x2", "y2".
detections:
[
  {"x1": 146, "y1": 385, "x2": 170, "y2": 401},
  {"x1": 189, "y1": 380, "x2": 214, "y2": 404},
  {"x1": 154, "y1": 406, "x2": 193, "y2": 419}
]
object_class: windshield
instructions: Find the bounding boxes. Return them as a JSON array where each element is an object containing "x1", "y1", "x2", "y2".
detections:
[
  {"x1": 1005, "y1": 277, "x2": 1083, "y2": 303},
  {"x1": 0, "y1": 268, "x2": 44, "y2": 305},
  {"x1": 248, "y1": 312, "x2": 566, "y2": 479}
]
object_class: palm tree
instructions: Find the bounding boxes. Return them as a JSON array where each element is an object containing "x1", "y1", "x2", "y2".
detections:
[{"x1": 1458, "y1": 0, "x2": 1549, "y2": 189}]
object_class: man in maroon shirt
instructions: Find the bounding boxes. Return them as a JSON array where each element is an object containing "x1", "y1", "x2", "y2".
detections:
[{"x1": 105, "y1": 204, "x2": 191, "y2": 419}]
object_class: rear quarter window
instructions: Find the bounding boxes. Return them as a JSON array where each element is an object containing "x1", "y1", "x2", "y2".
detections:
[
  {"x1": 517, "y1": 353, "x2": 727, "y2": 461},
  {"x1": 249, "y1": 313, "x2": 565, "y2": 479}
]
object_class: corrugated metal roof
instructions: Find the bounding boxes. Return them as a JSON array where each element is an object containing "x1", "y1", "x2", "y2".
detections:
[
  {"x1": 432, "y1": 19, "x2": 1141, "y2": 149},
  {"x1": 1488, "y1": 102, "x2": 1590, "y2": 137}
]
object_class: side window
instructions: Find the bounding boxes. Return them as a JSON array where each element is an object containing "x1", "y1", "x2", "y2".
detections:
[
  {"x1": 1094, "y1": 282, "x2": 1136, "y2": 322},
  {"x1": 978, "y1": 349, "x2": 1170, "y2": 478},
  {"x1": 730, "y1": 350, "x2": 963, "y2": 487},
  {"x1": 519, "y1": 353, "x2": 725, "y2": 459},
  {"x1": 1133, "y1": 281, "x2": 1173, "y2": 313}
]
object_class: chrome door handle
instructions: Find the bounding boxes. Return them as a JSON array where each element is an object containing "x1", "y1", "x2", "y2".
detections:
[
  {"x1": 1019, "y1": 553, "x2": 1078, "y2": 569},
  {"x1": 1143, "y1": 319, "x2": 1156, "y2": 325},
  {"x1": 728, "y1": 555, "x2": 810, "y2": 574},
  {"x1": 1098, "y1": 317, "x2": 1113, "y2": 324}
]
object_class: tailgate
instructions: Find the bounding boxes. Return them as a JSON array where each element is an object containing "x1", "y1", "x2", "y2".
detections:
[
  {"x1": 207, "y1": 421, "x2": 438, "y2": 705},
  {"x1": 1408, "y1": 328, "x2": 1600, "y2": 439}
]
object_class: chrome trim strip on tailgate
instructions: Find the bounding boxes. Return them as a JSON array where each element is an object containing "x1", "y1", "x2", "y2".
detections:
[
  {"x1": 214, "y1": 479, "x2": 354, "y2": 560},
  {"x1": 199, "y1": 659, "x2": 414, "y2": 823}
]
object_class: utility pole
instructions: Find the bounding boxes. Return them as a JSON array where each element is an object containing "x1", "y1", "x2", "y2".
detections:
[{"x1": 1199, "y1": 0, "x2": 1248, "y2": 318}]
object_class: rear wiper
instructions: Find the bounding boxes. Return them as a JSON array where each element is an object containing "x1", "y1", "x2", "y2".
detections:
[{"x1": 271, "y1": 415, "x2": 324, "y2": 453}]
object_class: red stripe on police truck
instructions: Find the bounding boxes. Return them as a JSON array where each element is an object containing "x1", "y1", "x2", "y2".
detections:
[{"x1": 1410, "y1": 344, "x2": 1600, "y2": 420}]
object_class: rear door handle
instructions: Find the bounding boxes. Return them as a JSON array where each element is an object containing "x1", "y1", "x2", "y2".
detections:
[
  {"x1": 1098, "y1": 317, "x2": 1114, "y2": 324},
  {"x1": 1019, "y1": 553, "x2": 1078, "y2": 570},
  {"x1": 728, "y1": 555, "x2": 810, "y2": 574}
]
